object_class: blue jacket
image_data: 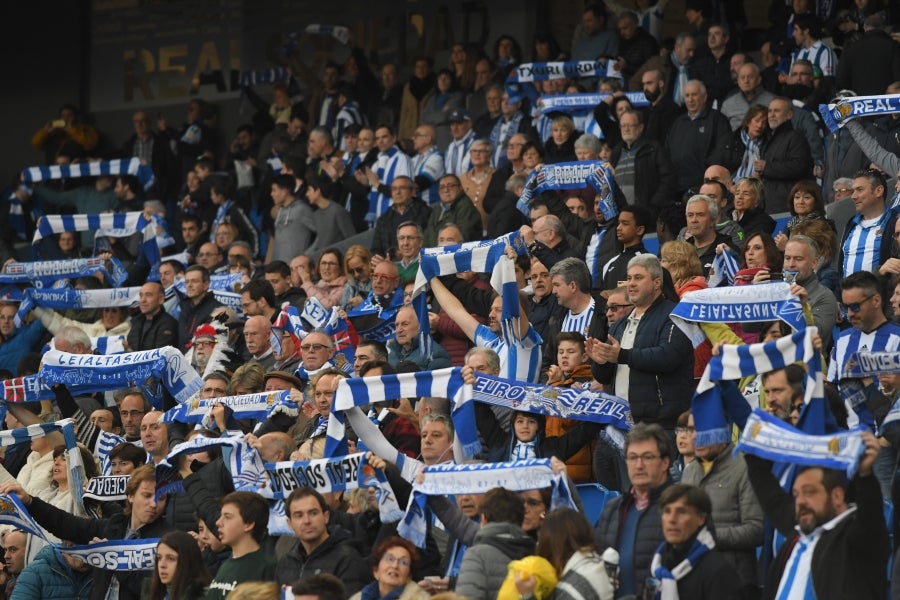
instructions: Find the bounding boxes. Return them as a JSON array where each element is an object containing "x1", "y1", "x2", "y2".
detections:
[
  {"x1": 0, "y1": 320, "x2": 45, "y2": 373},
  {"x1": 11, "y1": 544, "x2": 92, "y2": 600}
]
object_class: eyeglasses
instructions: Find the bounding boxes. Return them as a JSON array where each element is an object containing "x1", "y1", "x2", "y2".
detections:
[
  {"x1": 372, "y1": 273, "x2": 398, "y2": 281},
  {"x1": 834, "y1": 188, "x2": 852, "y2": 195},
  {"x1": 839, "y1": 295, "x2": 875, "y2": 314},
  {"x1": 675, "y1": 426, "x2": 695, "y2": 435},
  {"x1": 439, "y1": 183, "x2": 460, "y2": 190},
  {"x1": 120, "y1": 410, "x2": 146, "y2": 418},
  {"x1": 606, "y1": 303, "x2": 633, "y2": 312},
  {"x1": 300, "y1": 343, "x2": 330, "y2": 352},
  {"x1": 194, "y1": 340, "x2": 216, "y2": 348},
  {"x1": 625, "y1": 453, "x2": 661, "y2": 463},
  {"x1": 382, "y1": 553, "x2": 411, "y2": 567}
]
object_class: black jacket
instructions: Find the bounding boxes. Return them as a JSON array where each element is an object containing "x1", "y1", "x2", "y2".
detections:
[
  {"x1": 27, "y1": 496, "x2": 174, "y2": 600},
  {"x1": 177, "y1": 291, "x2": 224, "y2": 350},
  {"x1": 760, "y1": 121, "x2": 814, "y2": 214},
  {"x1": 275, "y1": 526, "x2": 372, "y2": 593},
  {"x1": 735, "y1": 206, "x2": 776, "y2": 237},
  {"x1": 591, "y1": 294, "x2": 694, "y2": 429},
  {"x1": 642, "y1": 96, "x2": 683, "y2": 146},
  {"x1": 667, "y1": 105, "x2": 731, "y2": 194},
  {"x1": 746, "y1": 455, "x2": 890, "y2": 600},
  {"x1": 594, "y1": 478, "x2": 672, "y2": 597},
  {"x1": 610, "y1": 137, "x2": 677, "y2": 222},
  {"x1": 659, "y1": 534, "x2": 742, "y2": 600},
  {"x1": 127, "y1": 309, "x2": 178, "y2": 351},
  {"x1": 371, "y1": 198, "x2": 432, "y2": 258}
]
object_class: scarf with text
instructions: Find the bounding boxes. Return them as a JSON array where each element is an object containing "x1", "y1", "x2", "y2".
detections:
[
  {"x1": 154, "y1": 433, "x2": 264, "y2": 498},
  {"x1": 670, "y1": 281, "x2": 806, "y2": 348},
  {"x1": 83, "y1": 475, "x2": 130, "y2": 502},
  {"x1": 21, "y1": 158, "x2": 155, "y2": 190},
  {"x1": 16, "y1": 285, "x2": 140, "y2": 326},
  {"x1": 0, "y1": 257, "x2": 127, "y2": 288},
  {"x1": 0, "y1": 493, "x2": 159, "y2": 571},
  {"x1": 161, "y1": 389, "x2": 298, "y2": 429},
  {"x1": 819, "y1": 93, "x2": 900, "y2": 132},
  {"x1": 398, "y1": 459, "x2": 576, "y2": 547},
  {"x1": 517, "y1": 160, "x2": 607, "y2": 215},
  {"x1": 39, "y1": 347, "x2": 202, "y2": 409},
  {"x1": 538, "y1": 92, "x2": 649, "y2": 116}
]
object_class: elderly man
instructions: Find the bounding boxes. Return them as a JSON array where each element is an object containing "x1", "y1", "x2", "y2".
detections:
[
  {"x1": 587, "y1": 255, "x2": 694, "y2": 430},
  {"x1": 141, "y1": 410, "x2": 169, "y2": 464},
  {"x1": 243, "y1": 315, "x2": 275, "y2": 370},
  {"x1": 370, "y1": 176, "x2": 430, "y2": 260},
  {"x1": 195, "y1": 242, "x2": 225, "y2": 273},
  {"x1": 423, "y1": 174, "x2": 482, "y2": 246},
  {"x1": 444, "y1": 109, "x2": 476, "y2": 176},
  {"x1": 395, "y1": 222, "x2": 425, "y2": 282},
  {"x1": 410, "y1": 124, "x2": 445, "y2": 205},
  {"x1": 754, "y1": 97, "x2": 814, "y2": 213},
  {"x1": 610, "y1": 109, "x2": 676, "y2": 221},
  {"x1": 667, "y1": 80, "x2": 731, "y2": 196},
  {"x1": 520, "y1": 215, "x2": 579, "y2": 271},
  {"x1": 387, "y1": 306, "x2": 452, "y2": 370},
  {"x1": 721, "y1": 63, "x2": 776, "y2": 130}
]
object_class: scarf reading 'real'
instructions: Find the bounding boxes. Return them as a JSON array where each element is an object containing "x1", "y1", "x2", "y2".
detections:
[
  {"x1": 398, "y1": 458, "x2": 576, "y2": 548},
  {"x1": 819, "y1": 93, "x2": 900, "y2": 132}
]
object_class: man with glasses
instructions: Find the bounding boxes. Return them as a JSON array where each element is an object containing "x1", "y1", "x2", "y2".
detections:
[
  {"x1": 604, "y1": 286, "x2": 632, "y2": 327},
  {"x1": 395, "y1": 222, "x2": 425, "y2": 282},
  {"x1": 594, "y1": 423, "x2": 673, "y2": 599},
  {"x1": 828, "y1": 271, "x2": 900, "y2": 431},
  {"x1": 177, "y1": 265, "x2": 223, "y2": 350},
  {"x1": 194, "y1": 241, "x2": 226, "y2": 274},
  {"x1": 370, "y1": 176, "x2": 430, "y2": 262},
  {"x1": 240, "y1": 279, "x2": 277, "y2": 324},
  {"x1": 118, "y1": 389, "x2": 150, "y2": 443},
  {"x1": 365, "y1": 125, "x2": 413, "y2": 225},
  {"x1": 840, "y1": 168, "x2": 897, "y2": 277},
  {"x1": 521, "y1": 215, "x2": 578, "y2": 270},
  {"x1": 424, "y1": 174, "x2": 481, "y2": 246}
]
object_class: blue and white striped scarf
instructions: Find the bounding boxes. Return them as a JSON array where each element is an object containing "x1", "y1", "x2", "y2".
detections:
[
  {"x1": 0, "y1": 493, "x2": 161, "y2": 571},
  {"x1": 16, "y1": 285, "x2": 140, "y2": 326},
  {"x1": 39, "y1": 346, "x2": 202, "y2": 409},
  {"x1": 209, "y1": 199, "x2": 234, "y2": 244},
  {"x1": 819, "y1": 94, "x2": 900, "y2": 133},
  {"x1": 0, "y1": 257, "x2": 127, "y2": 288},
  {"x1": 670, "y1": 281, "x2": 806, "y2": 348},
  {"x1": 0, "y1": 420, "x2": 84, "y2": 509},
  {"x1": 90, "y1": 335, "x2": 127, "y2": 355},
  {"x1": 707, "y1": 249, "x2": 740, "y2": 288},
  {"x1": 331, "y1": 367, "x2": 478, "y2": 459},
  {"x1": 33, "y1": 212, "x2": 160, "y2": 281},
  {"x1": 0, "y1": 374, "x2": 52, "y2": 403},
  {"x1": 490, "y1": 111, "x2": 525, "y2": 167},
  {"x1": 161, "y1": 389, "x2": 298, "y2": 429},
  {"x1": 155, "y1": 433, "x2": 264, "y2": 498},
  {"x1": 413, "y1": 232, "x2": 525, "y2": 358},
  {"x1": 734, "y1": 129, "x2": 762, "y2": 182},
  {"x1": 21, "y1": 158, "x2": 155, "y2": 191},
  {"x1": 693, "y1": 328, "x2": 817, "y2": 447},
  {"x1": 260, "y1": 452, "x2": 405, "y2": 523},
  {"x1": 650, "y1": 525, "x2": 715, "y2": 600},
  {"x1": 173, "y1": 272, "x2": 244, "y2": 294},
  {"x1": 586, "y1": 162, "x2": 619, "y2": 221},
  {"x1": 281, "y1": 303, "x2": 356, "y2": 375},
  {"x1": 397, "y1": 458, "x2": 576, "y2": 548},
  {"x1": 538, "y1": 92, "x2": 649, "y2": 116}
]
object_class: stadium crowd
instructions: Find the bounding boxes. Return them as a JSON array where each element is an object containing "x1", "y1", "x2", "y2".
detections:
[{"x1": 3, "y1": 0, "x2": 900, "y2": 598}]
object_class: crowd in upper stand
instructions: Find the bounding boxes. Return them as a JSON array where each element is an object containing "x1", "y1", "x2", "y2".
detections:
[{"x1": 3, "y1": 0, "x2": 900, "y2": 599}]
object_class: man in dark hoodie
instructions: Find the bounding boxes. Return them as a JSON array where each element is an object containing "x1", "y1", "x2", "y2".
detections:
[
  {"x1": 275, "y1": 488, "x2": 372, "y2": 594},
  {"x1": 455, "y1": 487, "x2": 534, "y2": 600}
]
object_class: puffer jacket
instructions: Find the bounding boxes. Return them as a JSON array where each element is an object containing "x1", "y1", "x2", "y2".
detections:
[{"x1": 10, "y1": 544, "x2": 92, "y2": 600}]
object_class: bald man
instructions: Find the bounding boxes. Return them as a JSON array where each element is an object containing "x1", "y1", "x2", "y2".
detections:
[{"x1": 243, "y1": 315, "x2": 275, "y2": 370}]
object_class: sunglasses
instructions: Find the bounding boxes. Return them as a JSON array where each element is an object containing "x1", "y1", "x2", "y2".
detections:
[{"x1": 839, "y1": 295, "x2": 875, "y2": 314}]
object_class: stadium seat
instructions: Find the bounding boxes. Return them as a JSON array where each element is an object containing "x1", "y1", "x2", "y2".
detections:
[{"x1": 576, "y1": 482, "x2": 620, "y2": 526}]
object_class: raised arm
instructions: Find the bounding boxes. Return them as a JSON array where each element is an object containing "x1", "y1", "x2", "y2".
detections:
[{"x1": 429, "y1": 277, "x2": 481, "y2": 342}]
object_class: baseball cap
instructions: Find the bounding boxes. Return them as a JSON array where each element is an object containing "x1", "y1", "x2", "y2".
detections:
[{"x1": 448, "y1": 109, "x2": 471, "y2": 123}]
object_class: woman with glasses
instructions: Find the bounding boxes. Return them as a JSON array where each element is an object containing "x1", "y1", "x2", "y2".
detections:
[
  {"x1": 341, "y1": 244, "x2": 374, "y2": 310},
  {"x1": 351, "y1": 536, "x2": 429, "y2": 600},
  {"x1": 298, "y1": 248, "x2": 347, "y2": 310}
]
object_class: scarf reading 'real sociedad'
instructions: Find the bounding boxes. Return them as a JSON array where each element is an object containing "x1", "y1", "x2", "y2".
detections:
[
  {"x1": 819, "y1": 93, "x2": 900, "y2": 132},
  {"x1": 397, "y1": 459, "x2": 576, "y2": 548},
  {"x1": 32, "y1": 212, "x2": 161, "y2": 281},
  {"x1": 0, "y1": 493, "x2": 159, "y2": 572},
  {"x1": 39, "y1": 347, "x2": 202, "y2": 409}
]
